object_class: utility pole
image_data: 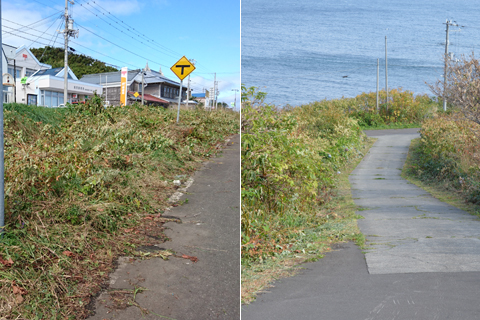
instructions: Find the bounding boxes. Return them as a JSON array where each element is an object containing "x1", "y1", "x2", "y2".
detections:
[
  {"x1": 63, "y1": 0, "x2": 78, "y2": 105},
  {"x1": 443, "y1": 19, "x2": 459, "y2": 111},
  {"x1": 376, "y1": 58, "x2": 379, "y2": 113},
  {"x1": 210, "y1": 87, "x2": 214, "y2": 111},
  {"x1": 232, "y1": 88, "x2": 239, "y2": 110},
  {"x1": 141, "y1": 70, "x2": 145, "y2": 105},
  {"x1": 0, "y1": 0, "x2": 4, "y2": 234},
  {"x1": 444, "y1": 20, "x2": 450, "y2": 112},
  {"x1": 385, "y1": 36, "x2": 388, "y2": 112},
  {"x1": 213, "y1": 73, "x2": 217, "y2": 110},
  {"x1": 187, "y1": 59, "x2": 196, "y2": 108}
]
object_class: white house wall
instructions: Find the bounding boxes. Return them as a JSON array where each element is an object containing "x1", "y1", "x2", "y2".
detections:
[{"x1": 16, "y1": 75, "x2": 102, "y2": 106}]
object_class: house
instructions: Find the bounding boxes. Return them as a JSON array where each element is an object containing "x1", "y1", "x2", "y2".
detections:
[
  {"x1": 3, "y1": 45, "x2": 101, "y2": 107},
  {"x1": 80, "y1": 65, "x2": 188, "y2": 107},
  {"x1": 2, "y1": 43, "x2": 16, "y2": 103},
  {"x1": 18, "y1": 67, "x2": 102, "y2": 107}
]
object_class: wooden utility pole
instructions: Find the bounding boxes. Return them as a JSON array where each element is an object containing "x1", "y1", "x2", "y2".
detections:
[
  {"x1": 385, "y1": 36, "x2": 388, "y2": 112},
  {"x1": 63, "y1": 0, "x2": 69, "y2": 105},
  {"x1": 0, "y1": 0, "x2": 4, "y2": 234},
  {"x1": 63, "y1": 0, "x2": 78, "y2": 105},
  {"x1": 443, "y1": 20, "x2": 458, "y2": 111},
  {"x1": 376, "y1": 58, "x2": 379, "y2": 112}
]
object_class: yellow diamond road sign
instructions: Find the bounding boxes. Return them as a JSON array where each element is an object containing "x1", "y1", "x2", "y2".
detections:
[
  {"x1": 170, "y1": 56, "x2": 195, "y2": 80},
  {"x1": 134, "y1": 92, "x2": 139, "y2": 98}
]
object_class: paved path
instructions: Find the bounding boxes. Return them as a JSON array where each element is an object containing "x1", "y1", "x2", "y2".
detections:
[
  {"x1": 88, "y1": 134, "x2": 240, "y2": 320},
  {"x1": 242, "y1": 129, "x2": 480, "y2": 320}
]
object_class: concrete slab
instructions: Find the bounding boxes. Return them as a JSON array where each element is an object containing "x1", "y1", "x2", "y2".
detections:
[
  {"x1": 350, "y1": 131, "x2": 480, "y2": 274},
  {"x1": 242, "y1": 242, "x2": 480, "y2": 320}
]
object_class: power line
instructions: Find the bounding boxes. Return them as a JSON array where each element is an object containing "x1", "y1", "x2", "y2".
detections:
[
  {"x1": 1, "y1": 12, "x2": 62, "y2": 38},
  {"x1": 75, "y1": 22, "x2": 169, "y2": 68},
  {"x1": 27, "y1": 16, "x2": 63, "y2": 48},
  {"x1": 73, "y1": 0, "x2": 180, "y2": 61},
  {"x1": 39, "y1": 19, "x2": 65, "y2": 61},
  {"x1": 76, "y1": 0, "x2": 182, "y2": 58},
  {"x1": 75, "y1": 0, "x2": 212, "y2": 72},
  {"x1": 1, "y1": 24, "x2": 134, "y2": 69}
]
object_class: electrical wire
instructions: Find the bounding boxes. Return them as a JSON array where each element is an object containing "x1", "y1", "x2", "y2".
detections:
[
  {"x1": 1, "y1": 12, "x2": 62, "y2": 38},
  {"x1": 2, "y1": 24, "x2": 134, "y2": 69},
  {"x1": 75, "y1": 0, "x2": 213, "y2": 72},
  {"x1": 75, "y1": 22, "x2": 169, "y2": 68},
  {"x1": 27, "y1": 16, "x2": 63, "y2": 48},
  {"x1": 39, "y1": 19, "x2": 65, "y2": 61},
  {"x1": 78, "y1": 0, "x2": 181, "y2": 56},
  {"x1": 73, "y1": 1, "x2": 181, "y2": 61}
]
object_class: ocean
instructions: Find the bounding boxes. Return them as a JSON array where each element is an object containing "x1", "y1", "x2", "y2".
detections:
[{"x1": 241, "y1": 0, "x2": 480, "y2": 106}]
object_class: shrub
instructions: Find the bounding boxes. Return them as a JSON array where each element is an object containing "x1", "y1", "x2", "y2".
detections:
[{"x1": 241, "y1": 86, "x2": 367, "y2": 261}]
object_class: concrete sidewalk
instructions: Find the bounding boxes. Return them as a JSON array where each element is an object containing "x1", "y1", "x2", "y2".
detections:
[
  {"x1": 242, "y1": 129, "x2": 480, "y2": 320},
  {"x1": 88, "y1": 134, "x2": 240, "y2": 320},
  {"x1": 356, "y1": 129, "x2": 480, "y2": 273}
]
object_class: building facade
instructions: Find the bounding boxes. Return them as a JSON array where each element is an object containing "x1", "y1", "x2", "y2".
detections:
[
  {"x1": 81, "y1": 66, "x2": 188, "y2": 107},
  {"x1": 19, "y1": 67, "x2": 102, "y2": 107},
  {"x1": 3, "y1": 45, "x2": 101, "y2": 107}
]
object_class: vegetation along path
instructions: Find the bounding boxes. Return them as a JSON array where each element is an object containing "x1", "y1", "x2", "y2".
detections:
[
  {"x1": 242, "y1": 128, "x2": 480, "y2": 319},
  {"x1": 88, "y1": 135, "x2": 240, "y2": 320}
]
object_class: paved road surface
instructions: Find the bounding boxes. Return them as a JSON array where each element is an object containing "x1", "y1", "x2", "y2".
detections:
[
  {"x1": 88, "y1": 134, "x2": 240, "y2": 320},
  {"x1": 242, "y1": 129, "x2": 480, "y2": 320}
]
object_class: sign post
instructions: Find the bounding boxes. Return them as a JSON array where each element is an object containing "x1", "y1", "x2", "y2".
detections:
[
  {"x1": 170, "y1": 56, "x2": 196, "y2": 123},
  {"x1": 120, "y1": 67, "x2": 128, "y2": 106}
]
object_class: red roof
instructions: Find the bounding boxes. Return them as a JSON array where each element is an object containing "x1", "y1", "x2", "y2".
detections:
[
  {"x1": 128, "y1": 91, "x2": 169, "y2": 104},
  {"x1": 143, "y1": 93, "x2": 169, "y2": 104}
]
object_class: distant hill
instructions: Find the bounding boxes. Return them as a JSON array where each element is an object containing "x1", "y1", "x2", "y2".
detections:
[{"x1": 30, "y1": 46, "x2": 118, "y2": 78}]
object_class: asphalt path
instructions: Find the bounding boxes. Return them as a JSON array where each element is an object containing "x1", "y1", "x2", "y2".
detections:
[
  {"x1": 88, "y1": 134, "x2": 240, "y2": 320},
  {"x1": 242, "y1": 128, "x2": 480, "y2": 320}
]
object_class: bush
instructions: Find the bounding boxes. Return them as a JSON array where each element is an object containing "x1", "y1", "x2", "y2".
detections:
[
  {"x1": 347, "y1": 88, "x2": 438, "y2": 126},
  {"x1": 241, "y1": 86, "x2": 367, "y2": 261},
  {"x1": 412, "y1": 114, "x2": 480, "y2": 204}
]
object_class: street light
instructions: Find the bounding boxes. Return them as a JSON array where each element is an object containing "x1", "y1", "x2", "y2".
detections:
[{"x1": 232, "y1": 89, "x2": 239, "y2": 110}]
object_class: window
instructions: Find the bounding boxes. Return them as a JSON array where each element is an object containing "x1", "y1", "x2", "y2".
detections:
[
  {"x1": 7, "y1": 67, "x2": 14, "y2": 76},
  {"x1": 25, "y1": 69, "x2": 36, "y2": 77},
  {"x1": 45, "y1": 91, "x2": 52, "y2": 107},
  {"x1": 52, "y1": 91, "x2": 59, "y2": 106},
  {"x1": 39, "y1": 90, "x2": 66, "y2": 107},
  {"x1": 16, "y1": 69, "x2": 21, "y2": 78}
]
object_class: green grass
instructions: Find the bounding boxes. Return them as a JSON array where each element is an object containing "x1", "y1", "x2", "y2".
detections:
[{"x1": 4, "y1": 102, "x2": 67, "y2": 126}]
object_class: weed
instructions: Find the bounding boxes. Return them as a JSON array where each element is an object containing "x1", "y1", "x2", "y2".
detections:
[{"x1": 0, "y1": 103, "x2": 239, "y2": 319}]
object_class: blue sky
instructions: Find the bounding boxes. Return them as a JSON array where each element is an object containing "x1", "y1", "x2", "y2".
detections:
[{"x1": 2, "y1": 0, "x2": 240, "y2": 106}]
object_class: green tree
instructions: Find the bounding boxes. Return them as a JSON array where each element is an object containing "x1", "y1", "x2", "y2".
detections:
[{"x1": 30, "y1": 46, "x2": 118, "y2": 78}]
